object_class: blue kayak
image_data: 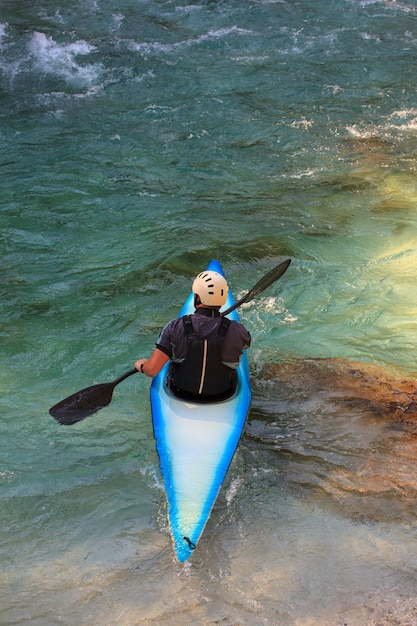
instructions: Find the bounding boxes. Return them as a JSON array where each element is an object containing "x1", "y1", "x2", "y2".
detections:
[{"x1": 150, "y1": 259, "x2": 251, "y2": 562}]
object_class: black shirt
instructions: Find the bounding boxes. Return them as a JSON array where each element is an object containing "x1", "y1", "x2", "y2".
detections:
[{"x1": 156, "y1": 308, "x2": 251, "y2": 370}]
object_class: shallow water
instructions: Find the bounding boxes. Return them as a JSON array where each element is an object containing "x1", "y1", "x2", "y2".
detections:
[{"x1": 2, "y1": 0, "x2": 417, "y2": 624}]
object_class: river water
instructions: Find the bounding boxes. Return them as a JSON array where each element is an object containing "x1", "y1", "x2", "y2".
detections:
[{"x1": 2, "y1": 1, "x2": 417, "y2": 624}]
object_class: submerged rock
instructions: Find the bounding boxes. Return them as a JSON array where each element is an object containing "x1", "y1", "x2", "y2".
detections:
[
  {"x1": 261, "y1": 357, "x2": 417, "y2": 435},
  {"x1": 245, "y1": 357, "x2": 417, "y2": 527}
]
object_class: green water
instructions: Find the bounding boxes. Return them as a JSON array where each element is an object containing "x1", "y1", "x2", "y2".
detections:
[{"x1": 2, "y1": 0, "x2": 417, "y2": 624}]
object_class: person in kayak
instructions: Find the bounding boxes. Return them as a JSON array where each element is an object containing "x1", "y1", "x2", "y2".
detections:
[{"x1": 134, "y1": 270, "x2": 251, "y2": 401}]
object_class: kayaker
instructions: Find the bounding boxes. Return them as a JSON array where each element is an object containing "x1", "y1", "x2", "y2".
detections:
[{"x1": 134, "y1": 270, "x2": 251, "y2": 400}]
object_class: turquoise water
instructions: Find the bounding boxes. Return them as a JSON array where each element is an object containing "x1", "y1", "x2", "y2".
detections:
[{"x1": 2, "y1": 1, "x2": 417, "y2": 623}]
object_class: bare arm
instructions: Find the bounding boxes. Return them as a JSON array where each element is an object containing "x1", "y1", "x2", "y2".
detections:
[{"x1": 135, "y1": 347, "x2": 170, "y2": 378}]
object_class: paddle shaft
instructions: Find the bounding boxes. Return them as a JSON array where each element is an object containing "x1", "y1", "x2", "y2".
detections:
[{"x1": 113, "y1": 368, "x2": 138, "y2": 386}]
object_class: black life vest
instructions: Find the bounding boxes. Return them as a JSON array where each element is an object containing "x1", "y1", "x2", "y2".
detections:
[{"x1": 169, "y1": 315, "x2": 236, "y2": 401}]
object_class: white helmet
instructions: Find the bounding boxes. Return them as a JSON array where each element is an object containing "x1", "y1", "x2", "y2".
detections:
[{"x1": 192, "y1": 270, "x2": 228, "y2": 307}]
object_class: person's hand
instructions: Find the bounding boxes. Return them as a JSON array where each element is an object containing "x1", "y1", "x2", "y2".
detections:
[{"x1": 135, "y1": 358, "x2": 147, "y2": 373}]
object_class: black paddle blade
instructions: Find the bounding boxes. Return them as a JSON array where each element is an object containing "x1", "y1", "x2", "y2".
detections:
[
  {"x1": 245, "y1": 258, "x2": 291, "y2": 301},
  {"x1": 49, "y1": 382, "x2": 116, "y2": 425},
  {"x1": 222, "y1": 258, "x2": 291, "y2": 316},
  {"x1": 50, "y1": 369, "x2": 138, "y2": 426}
]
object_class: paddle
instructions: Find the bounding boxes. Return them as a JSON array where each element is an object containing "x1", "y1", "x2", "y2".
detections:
[
  {"x1": 49, "y1": 368, "x2": 138, "y2": 425},
  {"x1": 49, "y1": 258, "x2": 291, "y2": 425},
  {"x1": 221, "y1": 258, "x2": 291, "y2": 316}
]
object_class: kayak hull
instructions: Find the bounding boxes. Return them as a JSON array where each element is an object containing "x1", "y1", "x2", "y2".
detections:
[{"x1": 150, "y1": 259, "x2": 251, "y2": 562}]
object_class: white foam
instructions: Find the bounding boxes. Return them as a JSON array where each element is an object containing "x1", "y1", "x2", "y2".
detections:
[
  {"x1": 290, "y1": 118, "x2": 314, "y2": 129},
  {"x1": 388, "y1": 108, "x2": 417, "y2": 130},
  {"x1": 28, "y1": 32, "x2": 102, "y2": 87},
  {"x1": 347, "y1": 108, "x2": 417, "y2": 140},
  {"x1": 360, "y1": 32, "x2": 381, "y2": 42},
  {"x1": 346, "y1": 124, "x2": 375, "y2": 139},
  {"x1": 0, "y1": 22, "x2": 8, "y2": 47},
  {"x1": 0, "y1": 23, "x2": 23, "y2": 84},
  {"x1": 225, "y1": 477, "x2": 244, "y2": 506},
  {"x1": 357, "y1": 0, "x2": 416, "y2": 13},
  {"x1": 129, "y1": 26, "x2": 252, "y2": 57}
]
